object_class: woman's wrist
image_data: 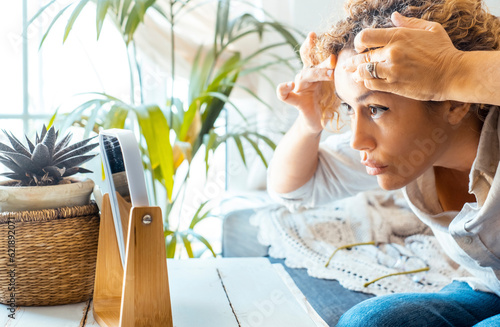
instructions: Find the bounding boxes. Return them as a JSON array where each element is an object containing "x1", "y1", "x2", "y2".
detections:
[
  {"x1": 445, "y1": 50, "x2": 474, "y2": 103},
  {"x1": 446, "y1": 50, "x2": 500, "y2": 105},
  {"x1": 296, "y1": 112, "x2": 324, "y2": 137}
]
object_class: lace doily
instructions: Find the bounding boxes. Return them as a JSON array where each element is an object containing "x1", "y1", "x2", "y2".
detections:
[{"x1": 251, "y1": 190, "x2": 470, "y2": 296}]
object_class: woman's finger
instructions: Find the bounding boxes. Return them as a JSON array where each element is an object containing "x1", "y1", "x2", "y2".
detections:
[
  {"x1": 316, "y1": 54, "x2": 337, "y2": 69},
  {"x1": 352, "y1": 61, "x2": 388, "y2": 82},
  {"x1": 276, "y1": 81, "x2": 306, "y2": 107},
  {"x1": 300, "y1": 32, "x2": 317, "y2": 68},
  {"x1": 295, "y1": 67, "x2": 334, "y2": 92},
  {"x1": 353, "y1": 28, "x2": 398, "y2": 53},
  {"x1": 276, "y1": 81, "x2": 295, "y2": 101},
  {"x1": 343, "y1": 50, "x2": 382, "y2": 72}
]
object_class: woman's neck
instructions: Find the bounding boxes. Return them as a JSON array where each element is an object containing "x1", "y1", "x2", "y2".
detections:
[
  {"x1": 432, "y1": 114, "x2": 483, "y2": 211},
  {"x1": 434, "y1": 115, "x2": 482, "y2": 172}
]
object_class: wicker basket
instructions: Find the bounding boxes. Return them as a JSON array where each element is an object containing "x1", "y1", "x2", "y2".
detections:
[{"x1": 0, "y1": 202, "x2": 100, "y2": 306}]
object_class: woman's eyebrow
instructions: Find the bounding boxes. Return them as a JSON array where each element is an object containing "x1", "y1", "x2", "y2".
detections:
[
  {"x1": 334, "y1": 90, "x2": 387, "y2": 103},
  {"x1": 334, "y1": 90, "x2": 345, "y2": 102}
]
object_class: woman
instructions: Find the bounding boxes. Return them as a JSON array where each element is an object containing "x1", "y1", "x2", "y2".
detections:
[{"x1": 269, "y1": 0, "x2": 500, "y2": 325}]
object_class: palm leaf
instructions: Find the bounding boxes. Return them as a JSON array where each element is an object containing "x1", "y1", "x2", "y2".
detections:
[
  {"x1": 188, "y1": 200, "x2": 212, "y2": 229},
  {"x1": 204, "y1": 130, "x2": 217, "y2": 173},
  {"x1": 180, "y1": 233, "x2": 194, "y2": 258},
  {"x1": 166, "y1": 233, "x2": 177, "y2": 258},
  {"x1": 242, "y1": 135, "x2": 267, "y2": 168},
  {"x1": 96, "y1": 0, "x2": 111, "y2": 39},
  {"x1": 232, "y1": 135, "x2": 246, "y2": 167},
  {"x1": 28, "y1": 0, "x2": 57, "y2": 26},
  {"x1": 187, "y1": 230, "x2": 216, "y2": 257},
  {"x1": 64, "y1": 0, "x2": 91, "y2": 43},
  {"x1": 135, "y1": 105, "x2": 174, "y2": 202},
  {"x1": 247, "y1": 132, "x2": 276, "y2": 150},
  {"x1": 39, "y1": 3, "x2": 73, "y2": 49}
]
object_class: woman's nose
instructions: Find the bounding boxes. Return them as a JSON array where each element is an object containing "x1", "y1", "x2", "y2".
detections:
[{"x1": 350, "y1": 116, "x2": 376, "y2": 151}]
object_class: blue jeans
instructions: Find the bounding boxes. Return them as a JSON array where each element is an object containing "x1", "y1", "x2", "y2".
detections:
[{"x1": 337, "y1": 281, "x2": 500, "y2": 326}]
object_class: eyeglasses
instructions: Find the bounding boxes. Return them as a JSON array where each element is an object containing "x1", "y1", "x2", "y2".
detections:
[{"x1": 325, "y1": 241, "x2": 430, "y2": 288}]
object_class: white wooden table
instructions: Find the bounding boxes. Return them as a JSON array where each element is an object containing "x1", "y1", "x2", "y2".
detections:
[{"x1": 0, "y1": 258, "x2": 326, "y2": 326}]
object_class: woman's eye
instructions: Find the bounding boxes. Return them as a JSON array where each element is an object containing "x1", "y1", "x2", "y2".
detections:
[
  {"x1": 341, "y1": 103, "x2": 354, "y2": 115},
  {"x1": 369, "y1": 106, "x2": 389, "y2": 119}
]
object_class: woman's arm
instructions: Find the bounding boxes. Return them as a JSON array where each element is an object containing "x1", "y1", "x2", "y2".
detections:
[
  {"x1": 268, "y1": 32, "x2": 336, "y2": 194},
  {"x1": 344, "y1": 12, "x2": 500, "y2": 106},
  {"x1": 268, "y1": 113, "x2": 322, "y2": 194},
  {"x1": 452, "y1": 50, "x2": 500, "y2": 106}
]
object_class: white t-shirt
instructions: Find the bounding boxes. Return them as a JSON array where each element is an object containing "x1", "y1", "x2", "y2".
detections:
[{"x1": 268, "y1": 108, "x2": 500, "y2": 296}]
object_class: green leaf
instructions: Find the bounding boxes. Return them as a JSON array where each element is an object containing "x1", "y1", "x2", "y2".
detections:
[
  {"x1": 187, "y1": 230, "x2": 216, "y2": 257},
  {"x1": 221, "y1": 82, "x2": 273, "y2": 112},
  {"x1": 178, "y1": 101, "x2": 198, "y2": 142},
  {"x1": 180, "y1": 233, "x2": 194, "y2": 258},
  {"x1": 188, "y1": 46, "x2": 208, "y2": 104},
  {"x1": 64, "y1": 0, "x2": 91, "y2": 43},
  {"x1": 188, "y1": 200, "x2": 209, "y2": 229},
  {"x1": 242, "y1": 135, "x2": 267, "y2": 168},
  {"x1": 83, "y1": 100, "x2": 103, "y2": 139},
  {"x1": 103, "y1": 104, "x2": 129, "y2": 129},
  {"x1": 215, "y1": 0, "x2": 230, "y2": 50},
  {"x1": 205, "y1": 91, "x2": 246, "y2": 121},
  {"x1": 123, "y1": 0, "x2": 155, "y2": 43},
  {"x1": 204, "y1": 129, "x2": 217, "y2": 173},
  {"x1": 47, "y1": 109, "x2": 58, "y2": 130},
  {"x1": 232, "y1": 135, "x2": 246, "y2": 167},
  {"x1": 59, "y1": 99, "x2": 105, "y2": 133},
  {"x1": 166, "y1": 233, "x2": 177, "y2": 258},
  {"x1": 135, "y1": 105, "x2": 174, "y2": 202},
  {"x1": 248, "y1": 132, "x2": 276, "y2": 150},
  {"x1": 28, "y1": 0, "x2": 57, "y2": 27},
  {"x1": 119, "y1": 0, "x2": 133, "y2": 26},
  {"x1": 39, "y1": 3, "x2": 73, "y2": 50},
  {"x1": 96, "y1": 0, "x2": 111, "y2": 40}
]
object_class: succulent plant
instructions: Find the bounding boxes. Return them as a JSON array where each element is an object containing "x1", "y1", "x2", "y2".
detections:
[{"x1": 0, "y1": 125, "x2": 98, "y2": 186}]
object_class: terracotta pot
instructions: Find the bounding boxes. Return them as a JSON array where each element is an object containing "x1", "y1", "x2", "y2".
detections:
[{"x1": 0, "y1": 178, "x2": 95, "y2": 212}]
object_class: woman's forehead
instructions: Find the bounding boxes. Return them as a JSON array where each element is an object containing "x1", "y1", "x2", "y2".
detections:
[{"x1": 334, "y1": 49, "x2": 369, "y2": 103}]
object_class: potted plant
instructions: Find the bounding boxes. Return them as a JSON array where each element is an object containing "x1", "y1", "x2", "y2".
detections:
[
  {"x1": 0, "y1": 125, "x2": 100, "y2": 306},
  {"x1": 0, "y1": 125, "x2": 98, "y2": 212}
]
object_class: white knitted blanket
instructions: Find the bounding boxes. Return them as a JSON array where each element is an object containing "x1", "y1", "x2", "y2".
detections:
[{"x1": 250, "y1": 190, "x2": 470, "y2": 296}]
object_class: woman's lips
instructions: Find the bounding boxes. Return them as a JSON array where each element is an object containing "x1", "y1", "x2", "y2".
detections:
[{"x1": 361, "y1": 160, "x2": 388, "y2": 176}]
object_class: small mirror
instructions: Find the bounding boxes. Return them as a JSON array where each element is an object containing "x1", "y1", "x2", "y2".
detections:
[{"x1": 99, "y1": 129, "x2": 149, "y2": 267}]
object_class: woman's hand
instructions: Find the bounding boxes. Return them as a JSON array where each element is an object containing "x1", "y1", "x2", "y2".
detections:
[
  {"x1": 343, "y1": 12, "x2": 463, "y2": 102},
  {"x1": 276, "y1": 32, "x2": 336, "y2": 134}
]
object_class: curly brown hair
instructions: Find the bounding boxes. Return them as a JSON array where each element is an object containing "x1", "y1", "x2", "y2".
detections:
[{"x1": 313, "y1": 0, "x2": 500, "y2": 126}]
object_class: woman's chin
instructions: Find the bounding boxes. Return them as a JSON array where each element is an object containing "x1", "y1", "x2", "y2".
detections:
[{"x1": 376, "y1": 175, "x2": 409, "y2": 191}]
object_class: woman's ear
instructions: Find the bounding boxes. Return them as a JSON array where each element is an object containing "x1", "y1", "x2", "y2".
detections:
[{"x1": 444, "y1": 101, "x2": 471, "y2": 125}]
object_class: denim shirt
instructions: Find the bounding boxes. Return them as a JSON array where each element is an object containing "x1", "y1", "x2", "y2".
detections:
[
  {"x1": 268, "y1": 108, "x2": 500, "y2": 296},
  {"x1": 404, "y1": 108, "x2": 500, "y2": 296}
]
